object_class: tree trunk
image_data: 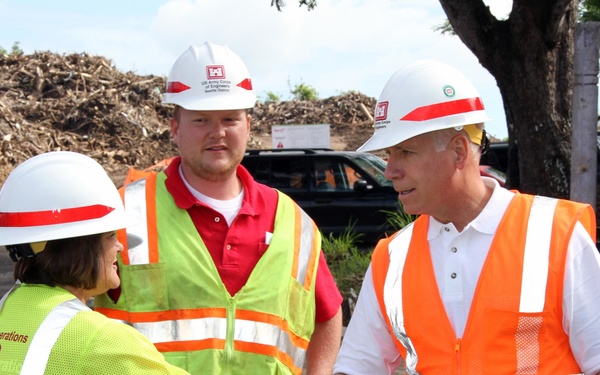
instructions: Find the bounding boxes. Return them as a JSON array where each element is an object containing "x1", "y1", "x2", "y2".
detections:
[{"x1": 439, "y1": 0, "x2": 577, "y2": 198}]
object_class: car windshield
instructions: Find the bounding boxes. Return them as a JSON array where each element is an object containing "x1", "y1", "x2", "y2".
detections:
[{"x1": 351, "y1": 153, "x2": 393, "y2": 187}]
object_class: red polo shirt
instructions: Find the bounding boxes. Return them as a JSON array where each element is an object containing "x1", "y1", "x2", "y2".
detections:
[{"x1": 164, "y1": 157, "x2": 342, "y2": 322}]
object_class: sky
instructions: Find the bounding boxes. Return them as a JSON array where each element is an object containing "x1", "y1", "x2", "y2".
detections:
[{"x1": 0, "y1": 0, "x2": 512, "y2": 140}]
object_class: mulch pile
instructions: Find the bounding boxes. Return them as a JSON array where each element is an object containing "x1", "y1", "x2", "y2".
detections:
[{"x1": 0, "y1": 51, "x2": 377, "y2": 187}]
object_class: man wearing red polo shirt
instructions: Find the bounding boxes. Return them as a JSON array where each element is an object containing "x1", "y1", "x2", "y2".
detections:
[{"x1": 94, "y1": 42, "x2": 343, "y2": 375}]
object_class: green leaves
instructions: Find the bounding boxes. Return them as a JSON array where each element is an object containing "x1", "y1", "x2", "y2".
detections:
[{"x1": 0, "y1": 42, "x2": 23, "y2": 56}]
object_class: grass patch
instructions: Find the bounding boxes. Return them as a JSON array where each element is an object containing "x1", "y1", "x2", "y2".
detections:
[
  {"x1": 321, "y1": 221, "x2": 372, "y2": 324},
  {"x1": 322, "y1": 207, "x2": 418, "y2": 324},
  {"x1": 380, "y1": 205, "x2": 418, "y2": 232}
]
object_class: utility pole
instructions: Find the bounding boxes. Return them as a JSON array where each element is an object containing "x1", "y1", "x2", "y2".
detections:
[{"x1": 571, "y1": 22, "x2": 600, "y2": 212}]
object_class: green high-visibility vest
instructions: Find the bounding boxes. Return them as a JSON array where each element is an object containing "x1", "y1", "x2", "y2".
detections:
[
  {"x1": 95, "y1": 172, "x2": 320, "y2": 374},
  {"x1": 0, "y1": 283, "x2": 188, "y2": 375}
]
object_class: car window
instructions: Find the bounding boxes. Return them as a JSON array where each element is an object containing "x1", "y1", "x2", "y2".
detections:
[
  {"x1": 253, "y1": 158, "x2": 308, "y2": 191},
  {"x1": 352, "y1": 154, "x2": 393, "y2": 187},
  {"x1": 314, "y1": 160, "x2": 336, "y2": 191},
  {"x1": 313, "y1": 160, "x2": 362, "y2": 192}
]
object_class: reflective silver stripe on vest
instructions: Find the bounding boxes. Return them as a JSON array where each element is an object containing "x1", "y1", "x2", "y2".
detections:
[
  {"x1": 516, "y1": 196, "x2": 557, "y2": 374},
  {"x1": 134, "y1": 317, "x2": 227, "y2": 343},
  {"x1": 133, "y1": 317, "x2": 306, "y2": 368},
  {"x1": 21, "y1": 298, "x2": 89, "y2": 375},
  {"x1": 123, "y1": 178, "x2": 150, "y2": 265},
  {"x1": 385, "y1": 223, "x2": 420, "y2": 375},
  {"x1": 235, "y1": 318, "x2": 307, "y2": 367},
  {"x1": 297, "y1": 209, "x2": 315, "y2": 284},
  {"x1": 520, "y1": 196, "x2": 557, "y2": 313}
]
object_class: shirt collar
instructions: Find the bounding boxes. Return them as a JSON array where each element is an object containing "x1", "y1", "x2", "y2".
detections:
[
  {"x1": 428, "y1": 177, "x2": 515, "y2": 240},
  {"x1": 164, "y1": 157, "x2": 266, "y2": 216}
]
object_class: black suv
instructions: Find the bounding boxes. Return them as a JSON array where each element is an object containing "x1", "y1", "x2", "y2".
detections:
[{"x1": 241, "y1": 149, "x2": 400, "y2": 248}]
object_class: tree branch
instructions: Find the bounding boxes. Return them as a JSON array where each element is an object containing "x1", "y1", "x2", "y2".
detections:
[
  {"x1": 271, "y1": 0, "x2": 317, "y2": 11},
  {"x1": 438, "y1": 0, "x2": 501, "y2": 63},
  {"x1": 545, "y1": 0, "x2": 576, "y2": 47}
]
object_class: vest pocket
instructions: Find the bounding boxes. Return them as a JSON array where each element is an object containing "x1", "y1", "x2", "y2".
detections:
[
  {"x1": 121, "y1": 262, "x2": 169, "y2": 311},
  {"x1": 286, "y1": 279, "x2": 314, "y2": 338}
]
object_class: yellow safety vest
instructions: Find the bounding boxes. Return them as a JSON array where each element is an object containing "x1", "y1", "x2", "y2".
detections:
[
  {"x1": 0, "y1": 283, "x2": 187, "y2": 375},
  {"x1": 95, "y1": 172, "x2": 321, "y2": 374}
]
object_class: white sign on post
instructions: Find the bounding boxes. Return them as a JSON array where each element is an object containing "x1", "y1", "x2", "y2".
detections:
[{"x1": 271, "y1": 124, "x2": 331, "y2": 149}]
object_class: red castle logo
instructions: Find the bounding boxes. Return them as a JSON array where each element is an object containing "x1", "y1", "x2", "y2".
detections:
[
  {"x1": 375, "y1": 101, "x2": 388, "y2": 121},
  {"x1": 206, "y1": 65, "x2": 225, "y2": 80}
]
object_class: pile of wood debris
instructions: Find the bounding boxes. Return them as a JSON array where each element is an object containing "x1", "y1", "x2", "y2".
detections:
[{"x1": 0, "y1": 51, "x2": 377, "y2": 186}]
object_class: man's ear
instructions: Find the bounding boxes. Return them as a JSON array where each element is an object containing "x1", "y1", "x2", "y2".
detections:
[
  {"x1": 451, "y1": 134, "x2": 470, "y2": 168},
  {"x1": 245, "y1": 113, "x2": 252, "y2": 140},
  {"x1": 169, "y1": 117, "x2": 179, "y2": 140}
]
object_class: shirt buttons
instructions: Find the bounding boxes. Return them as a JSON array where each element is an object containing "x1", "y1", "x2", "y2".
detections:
[
  {"x1": 214, "y1": 217, "x2": 220, "y2": 223},
  {"x1": 444, "y1": 227, "x2": 450, "y2": 232},
  {"x1": 226, "y1": 245, "x2": 231, "y2": 250},
  {"x1": 451, "y1": 273, "x2": 457, "y2": 279},
  {"x1": 451, "y1": 247, "x2": 457, "y2": 253}
]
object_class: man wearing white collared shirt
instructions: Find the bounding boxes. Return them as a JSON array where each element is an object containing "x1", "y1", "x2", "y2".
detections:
[
  {"x1": 333, "y1": 60, "x2": 600, "y2": 375},
  {"x1": 335, "y1": 178, "x2": 600, "y2": 374}
]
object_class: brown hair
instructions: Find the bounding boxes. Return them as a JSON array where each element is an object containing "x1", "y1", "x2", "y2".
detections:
[{"x1": 14, "y1": 233, "x2": 105, "y2": 290}]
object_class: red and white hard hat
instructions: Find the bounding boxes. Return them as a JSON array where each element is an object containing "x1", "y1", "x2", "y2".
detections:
[
  {"x1": 162, "y1": 41, "x2": 257, "y2": 111},
  {"x1": 357, "y1": 60, "x2": 491, "y2": 152},
  {"x1": 0, "y1": 151, "x2": 138, "y2": 246}
]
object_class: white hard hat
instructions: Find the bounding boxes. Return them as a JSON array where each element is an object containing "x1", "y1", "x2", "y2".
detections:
[
  {"x1": 357, "y1": 60, "x2": 491, "y2": 152},
  {"x1": 162, "y1": 41, "x2": 257, "y2": 111},
  {"x1": 0, "y1": 151, "x2": 138, "y2": 246}
]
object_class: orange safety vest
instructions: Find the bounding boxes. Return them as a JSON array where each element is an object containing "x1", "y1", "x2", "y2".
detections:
[{"x1": 372, "y1": 193, "x2": 595, "y2": 374}]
